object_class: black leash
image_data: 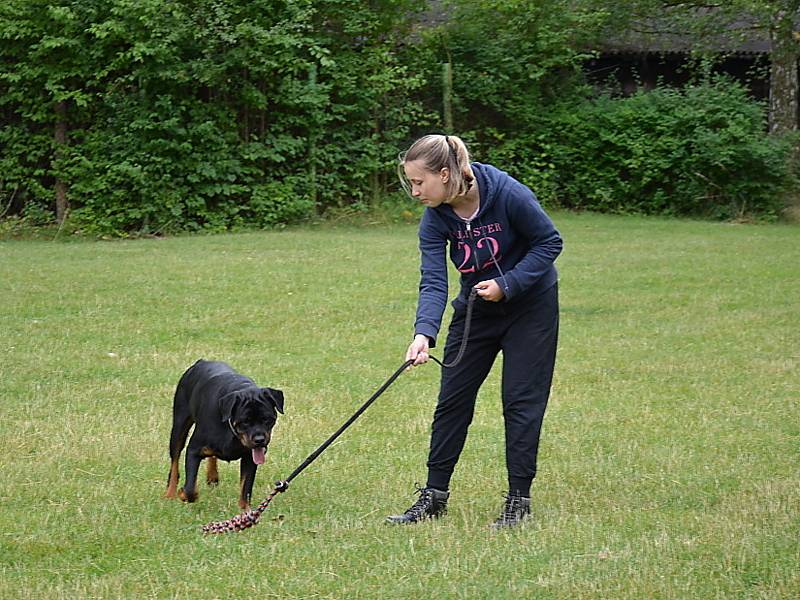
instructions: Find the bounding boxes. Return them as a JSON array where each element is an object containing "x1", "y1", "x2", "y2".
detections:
[
  {"x1": 202, "y1": 358, "x2": 415, "y2": 533},
  {"x1": 202, "y1": 289, "x2": 479, "y2": 534},
  {"x1": 430, "y1": 287, "x2": 479, "y2": 369},
  {"x1": 279, "y1": 357, "x2": 415, "y2": 487}
]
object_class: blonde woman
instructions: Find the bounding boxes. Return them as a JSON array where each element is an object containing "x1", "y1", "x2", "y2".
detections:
[{"x1": 387, "y1": 134, "x2": 562, "y2": 528}]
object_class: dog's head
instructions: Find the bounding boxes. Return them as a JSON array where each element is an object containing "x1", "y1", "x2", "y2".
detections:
[{"x1": 220, "y1": 387, "x2": 284, "y2": 465}]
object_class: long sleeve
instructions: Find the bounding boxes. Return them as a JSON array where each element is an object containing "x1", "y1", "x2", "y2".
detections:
[{"x1": 414, "y1": 211, "x2": 449, "y2": 348}]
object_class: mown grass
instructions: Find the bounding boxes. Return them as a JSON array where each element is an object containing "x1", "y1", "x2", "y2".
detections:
[{"x1": 1, "y1": 213, "x2": 797, "y2": 599}]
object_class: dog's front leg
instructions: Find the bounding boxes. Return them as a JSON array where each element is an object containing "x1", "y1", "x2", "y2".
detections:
[
  {"x1": 239, "y1": 458, "x2": 258, "y2": 510},
  {"x1": 179, "y1": 447, "x2": 203, "y2": 503},
  {"x1": 165, "y1": 456, "x2": 180, "y2": 499},
  {"x1": 206, "y1": 456, "x2": 220, "y2": 486}
]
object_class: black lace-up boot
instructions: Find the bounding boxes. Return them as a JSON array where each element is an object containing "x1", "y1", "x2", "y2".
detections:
[
  {"x1": 386, "y1": 486, "x2": 449, "y2": 524},
  {"x1": 490, "y1": 493, "x2": 531, "y2": 529}
]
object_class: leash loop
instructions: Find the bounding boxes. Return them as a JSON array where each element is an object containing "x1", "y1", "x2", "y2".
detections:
[{"x1": 430, "y1": 287, "x2": 478, "y2": 369}]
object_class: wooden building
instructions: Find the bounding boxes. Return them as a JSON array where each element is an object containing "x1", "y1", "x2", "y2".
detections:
[{"x1": 584, "y1": 20, "x2": 773, "y2": 100}]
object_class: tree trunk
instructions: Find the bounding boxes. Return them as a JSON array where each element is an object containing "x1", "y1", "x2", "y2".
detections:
[
  {"x1": 767, "y1": 3, "x2": 800, "y2": 221},
  {"x1": 370, "y1": 117, "x2": 381, "y2": 205},
  {"x1": 442, "y1": 61, "x2": 453, "y2": 133},
  {"x1": 768, "y1": 7, "x2": 799, "y2": 134},
  {"x1": 307, "y1": 65, "x2": 318, "y2": 208},
  {"x1": 54, "y1": 100, "x2": 69, "y2": 224}
]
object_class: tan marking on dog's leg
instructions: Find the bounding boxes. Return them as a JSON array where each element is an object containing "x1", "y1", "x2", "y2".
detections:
[
  {"x1": 206, "y1": 456, "x2": 219, "y2": 486},
  {"x1": 238, "y1": 475, "x2": 250, "y2": 510},
  {"x1": 165, "y1": 458, "x2": 180, "y2": 499}
]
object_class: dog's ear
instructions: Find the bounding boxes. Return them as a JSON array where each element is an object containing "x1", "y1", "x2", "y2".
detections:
[
  {"x1": 262, "y1": 387, "x2": 285, "y2": 414},
  {"x1": 220, "y1": 392, "x2": 241, "y2": 422}
]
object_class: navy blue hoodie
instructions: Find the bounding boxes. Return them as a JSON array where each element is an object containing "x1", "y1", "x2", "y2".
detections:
[{"x1": 415, "y1": 162, "x2": 562, "y2": 347}]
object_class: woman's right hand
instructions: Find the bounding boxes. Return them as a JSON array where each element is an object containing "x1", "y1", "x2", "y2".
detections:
[{"x1": 406, "y1": 334, "x2": 430, "y2": 368}]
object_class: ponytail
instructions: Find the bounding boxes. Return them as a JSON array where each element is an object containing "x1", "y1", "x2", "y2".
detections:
[{"x1": 398, "y1": 134, "x2": 474, "y2": 200}]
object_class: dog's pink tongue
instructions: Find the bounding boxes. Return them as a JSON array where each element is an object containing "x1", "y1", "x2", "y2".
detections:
[{"x1": 252, "y1": 447, "x2": 266, "y2": 465}]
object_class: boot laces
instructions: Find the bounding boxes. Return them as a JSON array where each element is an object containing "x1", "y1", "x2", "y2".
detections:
[
  {"x1": 404, "y1": 485, "x2": 435, "y2": 519},
  {"x1": 499, "y1": 493, "x2": 528, "y2": 521}
]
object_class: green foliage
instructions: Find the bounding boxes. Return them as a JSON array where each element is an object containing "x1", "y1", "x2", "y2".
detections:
[
  {"x1": 0, "y1": 0, "x2": 796, "y2": 233},
  {"x1": 0, "y1": 0, "x2": 427, "y2": 235},
  {"x1": 540, "y1": 80, "x2": 796, "y2": 218},
  {"x1": 421, "y1": 2, "x2": 797, "y2": 220},
  {"x1": 432, "y1": 0, "x2": 603, "y2": 132},
  {"x1": 64, "y1": 94, "x2": 261, "y2": 235},
  {"x1": 473, "y1": 79, "x2": 795, "y2": 219}
]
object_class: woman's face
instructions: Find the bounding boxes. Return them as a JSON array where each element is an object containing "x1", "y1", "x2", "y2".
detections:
[{"x1": 404, "y1": 160, "x2": 449, "y2": 207}]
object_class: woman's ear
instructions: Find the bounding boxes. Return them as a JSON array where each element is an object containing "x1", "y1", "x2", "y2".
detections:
[{"x1": 440, "y1": 167, "x2": 450, "y2": 184}]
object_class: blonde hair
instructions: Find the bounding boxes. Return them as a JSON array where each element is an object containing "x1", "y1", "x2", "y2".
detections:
[{"x1": 398, "y1": 134, "x2": 474, "y2": 201}]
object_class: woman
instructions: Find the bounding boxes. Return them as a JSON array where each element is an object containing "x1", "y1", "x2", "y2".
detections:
[{"x1": 387, "y1": 134, "x2": 562, "y2": 528}]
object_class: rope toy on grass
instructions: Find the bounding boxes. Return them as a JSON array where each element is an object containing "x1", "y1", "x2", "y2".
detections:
[{"x1": 201, "y1": 480, "x2": 289, "y2": 534}]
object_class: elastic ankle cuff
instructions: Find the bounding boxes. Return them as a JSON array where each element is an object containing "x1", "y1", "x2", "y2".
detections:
[
  {"x1": 426, "y1": 470, "x2": 451, "y2": 492},
  {"x1": 426, "y1": 485, "x2": 449, "y2": 494},
  {"x1": 508, "y1": 478, "x2": 532, "y2": 498}
]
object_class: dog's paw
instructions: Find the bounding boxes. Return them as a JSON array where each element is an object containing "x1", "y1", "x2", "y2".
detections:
[{"x1": 178, "y1": 487, "x2": 198, "y2": 503}]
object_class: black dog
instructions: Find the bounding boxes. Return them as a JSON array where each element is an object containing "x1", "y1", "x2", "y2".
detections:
[{"x1": 165, "y1": 359, "x2": 284, "y2": 509}]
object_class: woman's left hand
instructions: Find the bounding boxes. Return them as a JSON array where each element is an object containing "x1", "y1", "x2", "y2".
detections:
[{"x1": 474, "y1": 279, "x2": 504, "y2": 302}]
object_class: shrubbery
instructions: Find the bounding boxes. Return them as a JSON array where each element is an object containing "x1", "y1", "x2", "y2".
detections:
[
  {"x1": 481, "y1": 79, "x2": 796, "y2": 220},
  {"x1": 542, "y1": 81, "x2": 795, "y2": 219},
  {"x1": 0, "y1": 0, "x2": 427, "y2": 236},
  {"x1": 425, "y1": 2, "x2": 797, "y2": 221},
  {"x1": 0, "y1": 0, "x2": 796, "y2": 236}
]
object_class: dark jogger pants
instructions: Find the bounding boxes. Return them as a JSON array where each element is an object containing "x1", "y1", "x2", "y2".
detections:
[{"x1": 426, "y1": 283, "x2": 559, "y2": 497}]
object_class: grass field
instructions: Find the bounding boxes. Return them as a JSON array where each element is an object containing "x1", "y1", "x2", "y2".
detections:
[{"x1": 1, "y1": 212, "x2": 798, "y2": 599}]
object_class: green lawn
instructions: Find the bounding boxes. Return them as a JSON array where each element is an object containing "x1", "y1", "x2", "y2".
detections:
[{"x1": 1, "y1": 213, "x2": 797, "y2": 599}]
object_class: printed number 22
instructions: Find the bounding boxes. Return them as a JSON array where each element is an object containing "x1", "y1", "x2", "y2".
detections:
[{"x1": 457, "y1": 237, "x2": 499, "y2": 273}]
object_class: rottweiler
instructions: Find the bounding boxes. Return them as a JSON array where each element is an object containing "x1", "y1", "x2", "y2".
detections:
[{"x1": 164, "y1": 359, "x2": 284, "y2": 509}]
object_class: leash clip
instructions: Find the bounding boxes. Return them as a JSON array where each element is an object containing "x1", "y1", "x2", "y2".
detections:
[{"x1": 274, "y1": 480, "x2": 290, "y2": 493}]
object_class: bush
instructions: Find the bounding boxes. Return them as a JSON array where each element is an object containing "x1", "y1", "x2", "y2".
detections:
[
  {"x1": 537, "y1": 80, "x2": 796, "y2": 219},
  {"x1": 0, "y1": 0, "x2": 427, "y2": 236}
]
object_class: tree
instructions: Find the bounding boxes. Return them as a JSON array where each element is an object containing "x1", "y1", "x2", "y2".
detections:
[
  {"x1": 765, "y1": 0, "x2": 800, "y2": 134},
  {"x1": 0, "y1": 1, "x2": 109, "y2": 223},
  {"x1": 0, "y1": 0, "x2": 429, "y2": 233},
  {"x1": 418, "y1": 0, "x2": 603, "y2": 139}
]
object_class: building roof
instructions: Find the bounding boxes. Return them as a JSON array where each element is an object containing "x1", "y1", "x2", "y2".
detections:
[
  {"x1": 598, "y1": 12, "x2": 773, "y2": 56},
  {"x1": 416, "y1": 2, "x2": 780, "y2": 57}
]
